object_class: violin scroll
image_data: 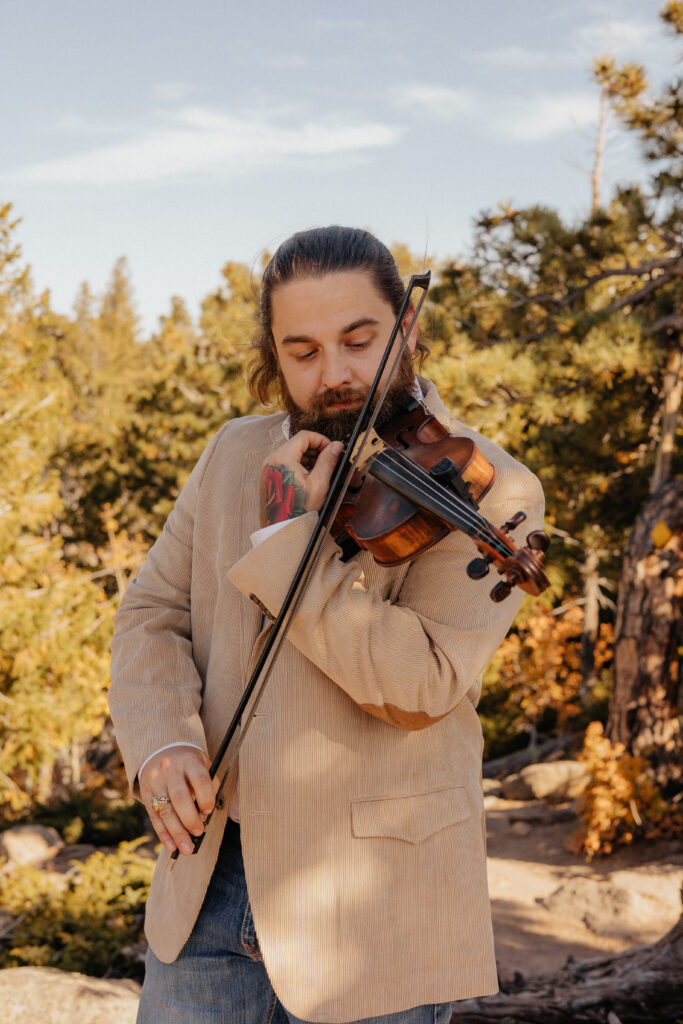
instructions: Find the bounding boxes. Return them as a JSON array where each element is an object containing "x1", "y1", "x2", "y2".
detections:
[{"x1": 471, "y1": 512, "x2": 551, "y2": 602}]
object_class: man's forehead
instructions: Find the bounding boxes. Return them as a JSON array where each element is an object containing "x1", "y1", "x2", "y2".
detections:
[{"x1": 270, "y1": 269, "x2": 392, "y2": 337}]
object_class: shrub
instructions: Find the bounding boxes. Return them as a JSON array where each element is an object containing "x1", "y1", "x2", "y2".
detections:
[
  {"x1": 573, "y1": 721, "x2": 682, "y2": 859},
  {"x1": 26, "y1": 791, "x2": 147, "y2": 846},
  {"x1": 481, "y1": 602, "x2": 612, "y2": 758},
  {"x1": 0, "y1": 839, "x2": 153, "y2": 979}
]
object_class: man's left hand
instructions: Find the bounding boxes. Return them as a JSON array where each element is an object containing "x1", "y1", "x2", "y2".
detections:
[{"x1": 260, "y1": 432, "x2": 343, "y2": 528}]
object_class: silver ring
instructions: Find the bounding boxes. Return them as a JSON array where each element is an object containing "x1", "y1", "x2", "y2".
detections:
[{"x1": 151, "y1": 792, "x2": 170, "y2": 813}]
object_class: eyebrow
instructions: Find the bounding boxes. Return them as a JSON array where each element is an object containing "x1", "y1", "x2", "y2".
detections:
[{"x1": 280, "y1": 317, "x2": 379, "y2": 346}]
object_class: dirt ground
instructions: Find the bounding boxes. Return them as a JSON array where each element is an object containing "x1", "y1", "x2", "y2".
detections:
[{"x1": 484, "y1": 794, "x2": 683, "y2": 982}]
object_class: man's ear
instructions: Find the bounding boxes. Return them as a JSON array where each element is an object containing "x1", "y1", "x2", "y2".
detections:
[{"x1": 402, "y1": 305, "x2": 418, "y2": 354}]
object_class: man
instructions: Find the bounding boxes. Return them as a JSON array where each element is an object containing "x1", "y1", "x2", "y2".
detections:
[{"x1": 109, "y1": 226, "x2": 545, "y2": 1024}]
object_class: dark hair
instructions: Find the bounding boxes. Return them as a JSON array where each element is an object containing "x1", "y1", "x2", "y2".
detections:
[{"x1": 247, "y1": 225, "x2": 429, "y2": 406}]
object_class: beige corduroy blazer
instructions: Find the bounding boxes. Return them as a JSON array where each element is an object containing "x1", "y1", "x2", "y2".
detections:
[{"x1": 108, "y1": 380, "x2": 544, "y2": 1023}]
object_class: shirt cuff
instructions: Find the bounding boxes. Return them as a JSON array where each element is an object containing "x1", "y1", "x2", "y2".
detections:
[
  {"x1": 250, "y1": 518, "x2": 300, "y2": 547},
  {"x1": 138, "y1": 742, "x2": 204, "y2": 780}
]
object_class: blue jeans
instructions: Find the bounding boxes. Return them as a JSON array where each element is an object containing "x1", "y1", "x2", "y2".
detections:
[{"x1": 137, "y1": 818, "x2": 455, "y2": 1024}]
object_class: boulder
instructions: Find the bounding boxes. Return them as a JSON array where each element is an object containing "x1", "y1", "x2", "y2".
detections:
[
  {"x1": 519, "y1": 761, "x2": 589, "y2": 802},
  {"x1": 0, "y1": 825, "x2": 63, "y2": 869},
  {"x1": 499, "y1": 774, "x2": 534, "y2": 800},
  {"x1": 481, "y1": 778, "x2": 503, "y2": 797},
  {"x1": 0, "y1": 967, "x2": 140, "y2": 1024},
  {"x1": 509, "y1": 820, "x2": 532, "y2": 837},
  {"x1": 539, "y1": 877, "x2": 664, "y2": 941}
]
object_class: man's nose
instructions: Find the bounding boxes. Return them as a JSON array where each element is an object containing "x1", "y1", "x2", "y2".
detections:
[{"x1": 321, "y1": 349, "x2": 352, "y2": 389}]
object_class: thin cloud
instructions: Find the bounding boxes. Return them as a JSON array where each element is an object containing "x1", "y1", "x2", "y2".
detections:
[
  {"x1": 577, "y1": 18, "x2": 661, "y2": 55},
  {"x1": 499, "y1": 91, "x2": 598, "y2": 142},
  {"x1": 260, "y1": 54, "x2": 308, "y2": 70},
  {"x1": 392, "y1": 81, "x2": 599, "y2": 143},
  {"x1": 394, "y1": 84, "x2": 476, "y2": 120},
  {"x1": 473, "y1": 17, "x2": 667, "y2": 74},
  {"x1": 315, "y1": 17, "x2": 366, "y2": 31},
  {"x1": 153, "y1": 81, "x2": 194, "y2": 102},
  {"x1": 472, "y1": 46, "x2": 562, "y2": 70},
  {"x1": 16, "y1": 105, "x2": 403, "y2": 185},
  {"x1": 54, "y1": 112, "x2": 128, "y2": 138}
]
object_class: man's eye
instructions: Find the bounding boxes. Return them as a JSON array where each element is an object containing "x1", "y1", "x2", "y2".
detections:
[
  {"x1": 294, "y1": 350, "x2": 316, "y2": 361},
  {"x1": 348, "y1": 341, "x2": 370, "y2": 350}
]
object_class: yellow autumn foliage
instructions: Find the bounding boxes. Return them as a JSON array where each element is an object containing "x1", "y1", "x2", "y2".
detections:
[{"x1": 573, "y1": 722, "x2": 682, "y2": 858}]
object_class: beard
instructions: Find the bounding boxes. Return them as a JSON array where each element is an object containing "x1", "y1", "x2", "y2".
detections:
[{"x1": 282, "y1": 350, "x2": 417, "y2": 443}]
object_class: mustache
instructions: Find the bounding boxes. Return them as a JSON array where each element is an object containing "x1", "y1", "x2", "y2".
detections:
[{"x1": 310, "y1": 387, "x2": 367, "y2": 412}]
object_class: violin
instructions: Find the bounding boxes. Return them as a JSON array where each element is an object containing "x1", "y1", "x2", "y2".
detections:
[{"x1": 332, "y1": 397, "x2": 550, "y2": 602}]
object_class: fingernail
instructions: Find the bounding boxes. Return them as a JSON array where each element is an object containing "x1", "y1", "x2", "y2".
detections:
[
  {"x1": 192, "y1": 827, "x2": 204, "y2": 837},
  {"x1": 181, "y1": 841, "x2": 193, "y2": 854},
  {"x1": 164, "y1": 840, "x2": 176, "y2": 852}
]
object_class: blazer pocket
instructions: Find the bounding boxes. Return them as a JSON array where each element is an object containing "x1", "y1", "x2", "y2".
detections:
[{"x1": 351, "y1": 786, "x2": 470, "y2": 844}]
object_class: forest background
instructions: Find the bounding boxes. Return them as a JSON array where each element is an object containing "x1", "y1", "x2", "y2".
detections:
[{"x1": 0, "y1": 0, "x2": 681, "y2": 990}]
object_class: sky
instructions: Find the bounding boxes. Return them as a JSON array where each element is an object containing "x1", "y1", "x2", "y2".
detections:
[{"x1": 2, "y1": 0, "x2": 679, "y2": 335}]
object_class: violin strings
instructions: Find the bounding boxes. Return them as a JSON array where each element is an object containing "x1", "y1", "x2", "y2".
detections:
[
  {"x1": 378, "y1": 448, "x2": 510, "y2": 555},
  {"x1": 380, "y1": 447, "x2": 510, "y2": 553},
  {"x1": 371, "y1": 446, "x2": 513, "y2": 557}
]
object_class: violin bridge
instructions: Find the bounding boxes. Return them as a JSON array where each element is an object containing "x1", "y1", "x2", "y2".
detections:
[{"x1": 348, "y1": 428, "x2": 387, "y2": 470}]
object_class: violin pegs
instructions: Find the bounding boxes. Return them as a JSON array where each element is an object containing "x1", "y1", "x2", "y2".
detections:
[
  {"x1": 501, "y1": 511, "x2": 526, "y2": 534},
  {"x1": 467, "y1": 556, "x2": 492, "y2": 580},
  {"x1": 490, "y1": 580, "x2": 513, "y2": 603},
  {"x1": 526, "y1": 530, "x2": 550, "y2": 553}
]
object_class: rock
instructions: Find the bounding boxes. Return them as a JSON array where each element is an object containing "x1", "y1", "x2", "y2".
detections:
[
  {"x1": 539, "y1": 877, "x2": 664, "y2": 941},
  {"x1": 482, "y1": 778, "x2": 503, "y2": 797},
  {"x1": 0, "y1": 825, "x2": 64, "y2": 869},
  {"x1": 48, "y1": 844, "x2": 97, "y2": 872},
  {"x1": 508, "y1": 804, "x2": 576, "y2": 825},
  {"x1": 518, "y1": 761, "x2": 590, "y2": 802},
  {"x1": 0, "y1": 967, "x2": 140, "y2": 1024},
  {"x1": 120, "y1": 938, "x2": 148, "y2": 964},
  {"x1": 499, "y1": 774, "x2": 534, "y2": 800},
  {"x1": 510, "y1": 820, "x2": 532, "y2": 837}
]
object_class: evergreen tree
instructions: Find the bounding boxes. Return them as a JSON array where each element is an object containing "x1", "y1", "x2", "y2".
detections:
[
  {"x1": 0, "y1": 206, "x2": 114, "y2": 813},
  {"x1": 426, "y1": 1, "x2": 681, "y2": 746}
]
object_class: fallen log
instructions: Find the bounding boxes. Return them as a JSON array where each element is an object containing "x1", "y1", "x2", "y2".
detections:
[
  {"x1": 483, "y1": 732, "x2": 582, "y2": 779},
  {"x1": 451, "y1": 909, "x2": 683, "y2": 1024}
]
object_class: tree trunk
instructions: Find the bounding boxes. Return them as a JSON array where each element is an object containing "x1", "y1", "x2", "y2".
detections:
[
  {"x1": 580, "y1": 548, "x2": 600, "y2": 699},
  {"x1": 650, "y1": 341, "x2": 682, "y2": 494},
  {"x1": 451, "y1": 909, "x2": 683, "y2": 1024},
  {"x1": 606, "y1": 478, "x2": 683, "y2": 786},
  {"x1": 591, "y1": 82, "x2": 607, "y2": 214}
]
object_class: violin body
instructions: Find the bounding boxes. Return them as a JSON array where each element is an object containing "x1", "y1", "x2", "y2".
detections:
[{"x1": 333, "y1": 398, "x2": 550, "y2": 602}]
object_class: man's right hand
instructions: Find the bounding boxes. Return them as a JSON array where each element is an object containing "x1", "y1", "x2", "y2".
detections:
[{"x1": 139, "y1": 746, "x2": 218, "y2": 856}]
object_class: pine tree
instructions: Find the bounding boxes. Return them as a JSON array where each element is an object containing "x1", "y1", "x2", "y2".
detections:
[
  {"x1": 0, "y1": 206, "x2": 114, "y2": 813},
  {"x1": 425, "y1": 1, "x2": 681, "y2": 760}
]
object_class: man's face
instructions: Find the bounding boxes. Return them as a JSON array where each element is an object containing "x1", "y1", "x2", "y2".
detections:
[{"x1": 270, "y1": 269, "x2": 417, "y2": 441}]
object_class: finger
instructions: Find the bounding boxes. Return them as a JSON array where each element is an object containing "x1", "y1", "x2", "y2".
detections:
[
  {"x1": 186, "y1": 759, "x2": 216, "y2": 817},
  {"x1": 199, "y1": 754, "x2": 221, "y2": 796},
  {"x1": 148, "y1": 810, "x2": 178, "y2": 854},
  {"x1": 139, "y1": 743, "x2": 199, "y2": 793},
  {"x1": 286, "y1": 431, "x2": 332, "y2": 462},
  {"x1": 154, "y1": 800, "x2": 196, "y2": 856},
  {"x1": 307, "y1": 440, "x2": 343, "y2": 495},
  {"x1": 292, "y1": 430, "x2": 331, "y2": 450},
  {"x1": 167, "y1": 771, "x2": 207, "y2": 837}
]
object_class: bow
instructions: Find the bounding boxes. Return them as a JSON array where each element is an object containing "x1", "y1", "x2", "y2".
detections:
[{"x1": 169, "y1": 270, "x2": 432, "y2": 867}]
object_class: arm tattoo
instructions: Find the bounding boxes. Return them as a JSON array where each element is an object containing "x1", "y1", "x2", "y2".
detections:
[{"x1": 261, "y1": 464, "x2": 308, "y2": 526}]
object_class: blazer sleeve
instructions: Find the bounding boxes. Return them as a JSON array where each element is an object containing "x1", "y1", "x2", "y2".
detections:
[
  {"x1": 108, "y1": 423, "x2": 230, "y2": 795},
  {"x1": 226, "y1": 464, "x2": 545, "y2": 731}
]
